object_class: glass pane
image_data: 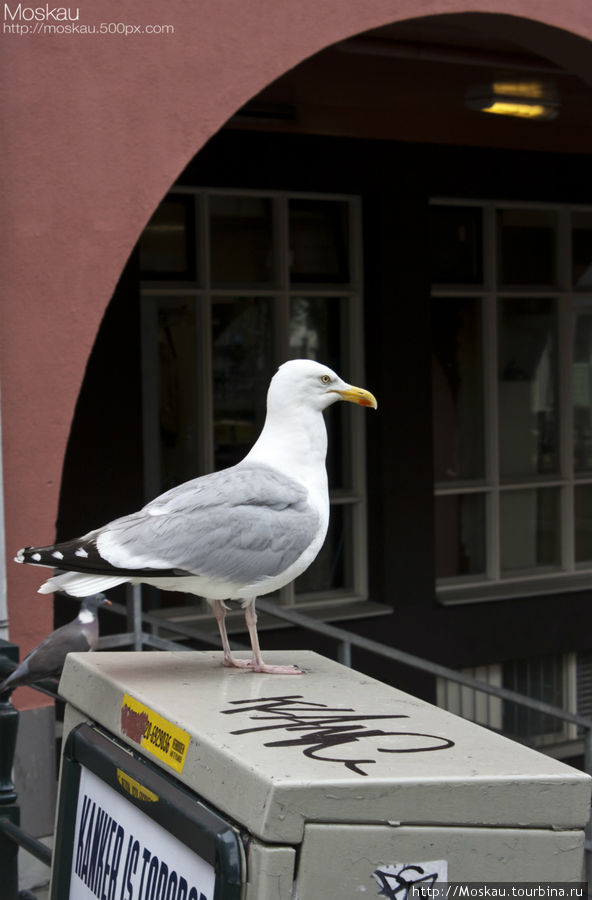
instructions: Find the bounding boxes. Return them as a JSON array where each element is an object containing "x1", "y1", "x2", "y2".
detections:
[
  {"x1": 156, "y1": 300, "x2": 200, "y2": 491},
  {"x1": 499, "y1": 488, "x2": 560, "y2": 572},
  {"x1": 429, "y1": 206, "x2": 483, "y2": 285},
  {"x1": 434, "y1": 493, "x2": 486, "y2": 578},
  {"x1": 289, "y1": 296, "x2": 344, "y2": 368},
  {"x1": 289, "y1": 199, "x2": 350, "y2": 283},
  {"x1": 295, "y1": 504, "x2": 353, "y2": 594},
  {"x1": 289, "y1": 296, "x2": 350, "y2": 490},
  {"x1": 498, "y1": 298, "x2": 558, "y2": 477},
  {"x1": 502, "y1": 655, "x2": 566, "y2": 743},
  {"x1": 210, "y1": 195, "x2": 274, "y2": 286},
  {"x1": 212, "y1": 297, "x2": 274, "y2": 470},
  {"x1": 432, "y1": 298, "x2": 484, "y2": 481},
  {"x1": 139, "y1": 196, "x2": 196, "y2": 280},
  {"x1": 572, "y1": 212, "x2": 592, "y2": 288},
  {"x1": 497, "y1": 209, "x2": 557, "y2": 286},
  {"x1": 573, "y1": 303, "x2": 592, "y2": 473},
  {"x1": 575, "y1": 484, "x2": 592, "y2": 563}
]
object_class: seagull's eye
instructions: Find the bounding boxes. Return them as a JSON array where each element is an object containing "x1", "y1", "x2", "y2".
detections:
[{"x1": 320, "y1": 374, "x2": 332, "y2": 384}]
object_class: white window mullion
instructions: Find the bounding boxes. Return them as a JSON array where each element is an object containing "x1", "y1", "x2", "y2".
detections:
[
  {"x1": 278, "y1": 194, "x2": 294, "y2": 606},
  {"x1": 558, "y1": 207, "x2": 574, "y2": 573},
  {"x1": 559, "y1": 290, "x2": 574, "y2": 572},
  {"x1": 484, "y1": 204, "x2": 500, "y2": 581},
  {"x1": 200, "y1": 192, "x2": 215, "y2": 473},
  {"x1": 349, "y1": 196, "x2": 368, "y2": 599},
  {"x1": 140, "y1": 297, "x2": 160, "y2": 501},
  {"x1": 275, "y1": 195, "x2": 290, "y2": 365}
]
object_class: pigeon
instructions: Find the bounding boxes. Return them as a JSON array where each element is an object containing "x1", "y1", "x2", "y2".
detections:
[
  {"x1": 0, "y1": 594, "x2": 110, "y2": 694},
  {"x1": 15, "y1": 359, "x2": 377, "y2": 674}
]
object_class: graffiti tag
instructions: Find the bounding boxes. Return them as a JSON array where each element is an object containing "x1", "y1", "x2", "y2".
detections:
[{"x1": 220, "y1": 694, "x2": 454, "y2": 776}]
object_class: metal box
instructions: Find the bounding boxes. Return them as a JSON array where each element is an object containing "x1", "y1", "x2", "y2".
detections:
[{"x1": 53, "y1": 650, "x2": 591, "y2": 898}]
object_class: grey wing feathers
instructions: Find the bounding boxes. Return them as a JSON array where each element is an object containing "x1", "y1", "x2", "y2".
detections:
[
  {"x1": 0, "y1": 622, "x2": 92, "y2": 692},
  {"x1": 97, "y1": 463, "x2": 320, "y2": 583}
]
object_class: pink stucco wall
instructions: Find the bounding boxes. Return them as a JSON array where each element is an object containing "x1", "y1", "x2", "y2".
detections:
[{"x1": 2, "y1": 0, "x2": 592, "y2": 708}]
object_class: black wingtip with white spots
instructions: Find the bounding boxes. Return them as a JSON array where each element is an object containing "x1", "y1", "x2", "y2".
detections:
[
  {"x1": 15, "y1": 539, "x2": 186, "y2": 579},
  {"x1": 15, "y1": 544, "x2": 83, "y2": 567}
]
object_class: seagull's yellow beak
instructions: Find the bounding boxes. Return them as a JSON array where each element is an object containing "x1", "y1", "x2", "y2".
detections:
[{"x1": 335, "y1": 385, "x2": 378, "y2": 409}]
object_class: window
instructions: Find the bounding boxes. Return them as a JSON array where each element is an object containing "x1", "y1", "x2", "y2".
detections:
[
  {"x1": 139, "y1": 188, "x2": 368, "y2": 611},
  {"x1": 437, "y1": 653, "x2": 577, "y2": 748},
  {"x1": 431, "y1": 201, "x2": 592, "y2": 602}
]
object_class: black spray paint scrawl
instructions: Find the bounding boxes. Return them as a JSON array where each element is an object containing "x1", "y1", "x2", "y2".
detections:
[{"x1": 221, "y1": 694, "x2": 455, "y2": 776}]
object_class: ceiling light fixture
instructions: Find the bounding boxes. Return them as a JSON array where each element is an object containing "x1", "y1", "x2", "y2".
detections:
[{"x1": 466, "y1": 80, "x2": 559, "y2": 120}]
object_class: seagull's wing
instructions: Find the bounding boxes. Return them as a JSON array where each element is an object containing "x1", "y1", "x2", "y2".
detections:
[
  {"x1": 20, "y1": 465, "x2": 320, "y2": 586},
  {"x1": 99, "y1": 463, "x2": 320, "y2": 583}
]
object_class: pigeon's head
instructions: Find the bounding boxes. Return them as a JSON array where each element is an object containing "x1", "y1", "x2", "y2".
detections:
[
  {"x1": 80, "y1": 593, "x2": 112, "y2": 614},
  {"x1": 270, "y1": 359, "x2": 377, "y2": 413}
]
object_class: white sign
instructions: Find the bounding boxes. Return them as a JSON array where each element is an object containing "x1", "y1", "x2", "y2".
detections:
[
  {"x1": 69, "y1": 767, "x2": 216, "y2": 900},
  {"x1": 373, "y1": 860, "x2": 448, "y2": 898}
]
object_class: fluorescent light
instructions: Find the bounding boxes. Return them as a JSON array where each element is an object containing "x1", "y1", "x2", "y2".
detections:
[
  {"x1": 466, "y1": 81, "x2": 559, "y2": 120},
  {"x1": 481, "y1": 101, "x2": 553, "y2": 119}
]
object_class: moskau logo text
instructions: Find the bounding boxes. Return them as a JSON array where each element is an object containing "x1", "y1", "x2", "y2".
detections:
[{"x1": 4, "y1": 3, "x2": 79, "y2": 21}]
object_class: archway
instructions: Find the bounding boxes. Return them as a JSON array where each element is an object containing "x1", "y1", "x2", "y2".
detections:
[
  {"x1": 55, "y1": 11, "x2": 592, "y2": 644},
  {"x1": 6, "y1": 0, "x2": 592, "y2": 682}
]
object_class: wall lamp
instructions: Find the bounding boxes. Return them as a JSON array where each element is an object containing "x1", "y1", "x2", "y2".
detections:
[{"x1": 465, "y1": 81, "x2": 559, "y2": 120}]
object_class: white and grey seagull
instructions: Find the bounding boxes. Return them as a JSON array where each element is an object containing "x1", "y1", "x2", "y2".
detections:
[{"x1": 15, "y1": 359, "x2": 377, "y2": 674}]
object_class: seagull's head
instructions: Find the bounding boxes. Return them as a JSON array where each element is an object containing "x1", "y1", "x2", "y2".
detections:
[{"x1": 270, "y1": 359, "x2": 378, "y2": 414}]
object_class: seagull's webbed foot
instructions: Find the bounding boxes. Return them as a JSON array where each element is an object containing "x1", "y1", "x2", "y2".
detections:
[
  {"x1": 248, "y1": 660, "x2": 303, "y2": 675},
  {"x1": 222, "y1": 655, "x2": 254, "y2": 669},
  {"x1": 222, "y1": 655, "x2": 302, "y2": 674}
]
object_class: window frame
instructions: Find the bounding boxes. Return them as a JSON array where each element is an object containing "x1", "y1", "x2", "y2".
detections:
[
  {"x1": 431, "y1": 198, "x2": 592, "y2": 604},
  {"x1": 140, "y1": 186, "x2": 370, "y2": 610},
  {"x1": 436, "y1": 653, "x2": 578, "y2": 749}
]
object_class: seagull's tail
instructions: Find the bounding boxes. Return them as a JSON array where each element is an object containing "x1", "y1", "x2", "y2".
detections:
[{"x1": 38, "y1": 571, "x2": 127, "y2": 597}]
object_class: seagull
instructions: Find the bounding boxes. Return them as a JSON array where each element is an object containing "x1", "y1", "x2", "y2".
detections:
[
  {"x1": 15, "y1": 359, "x2": 377, "y2": 675},
  {"x1": 0, "y1": 594, "x2": 110, "y2": 695}
]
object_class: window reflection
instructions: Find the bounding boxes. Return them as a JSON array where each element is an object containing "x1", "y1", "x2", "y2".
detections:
[
  {"x1": 502, "y1": 654, "x2": 567, "y2": 743},
  {"x1": 156, "y1": 300, "x2": 200, "y2": 491},
  {"x1": 210, "y1": 196, "x2": 274, "y2": 286},
  {"x1": 140, "y1": 196, "x2": 196, "y2": 280},
  {"x1": 289, "y1": 297, "x2": 350, "y2": 490},
  {"x1": 497, "y1": 209, "x2": 557, "y2": 287},
  {"x1": 432, "y1": 299, "x2": 484, "y2": 482},
  {"x1": 572, "y1": 212, "x2": 592, "y2": 289},
  {"x1": 498, "y1": 298, "x2": 558, "y2": 478},
  {"x1": 573, "y1": 302, "x2": 592, "y2": 473},
  {"x1": 211, "y1": 297, "x2": 273, "y2": 470},
  {"x1": 434, "y1": 493, "x2": 486, "y2": 578},
  {"x1": 289, "y1": 199, "x2": 350, "y2": 283},
  {"x1": 575, "y1": 484, "x2": 592, "y2": 563},
  {"x1": 295, "y1": 505, "x2": 352, "y2": 594},
  {"x1": 429, "y1": 206, "x2": 483, "y2": 285},
  {"x1": 500, "y1": 488, "x2": 560, "y2": 571},
  {"x1": 289, "y1": 296, "x2": 343, "y2": 369}
]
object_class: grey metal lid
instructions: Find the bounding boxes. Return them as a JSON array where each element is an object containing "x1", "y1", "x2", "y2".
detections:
[{"x1": 59, "y1": 650, "x2": 591, "y2": 843}]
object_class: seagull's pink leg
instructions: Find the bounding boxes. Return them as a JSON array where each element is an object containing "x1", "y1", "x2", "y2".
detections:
[
  {"x1": 213, "y1": 599, "x2": 252, "y2": 669},
  {"x1": 244, "y1": 602, "x2": 303, "y2": 675}
]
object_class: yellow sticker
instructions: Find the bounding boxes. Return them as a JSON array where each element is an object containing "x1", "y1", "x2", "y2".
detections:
[
  {"x1": 120, "y1": 693, "x2": 190, "y2": 773},
  {"x1": 116, "y1": 768, "x2": 159, "y2": 802}
]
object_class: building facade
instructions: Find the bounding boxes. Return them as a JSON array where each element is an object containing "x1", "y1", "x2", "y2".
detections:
[{"x1": 3, "y1": 0, "x2": 592, "y2": 826}]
